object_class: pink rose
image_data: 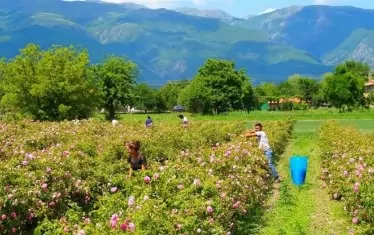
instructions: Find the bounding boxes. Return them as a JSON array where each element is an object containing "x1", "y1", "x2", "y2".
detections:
[
  {"x1": 111, "y1": 219, "x2": 117, "y2": 228},
  {"x1": 193, "y1": 179, "x2": 201, "y2": 187},
  {"x1": 120, "y1": 223, "x2": 127, "y2": 231},
  {"x1": 41, "y1": 183, "x2": 48, "y2": 191},
  {"x1": 10, "y1": 212, "x2": 17, "y2": 219},
  {"x1": 128, "y1": 222, "x2": 135, "y2": 231},
  {"x1": 144, "y1": 176, "x2": 151, "y2": 184},
  {"x1": 232, "y1": 201, "x2": 240, "y2": 209},
  {"x1": 77, "y1": 230, "x2": 85, "y2": 235}
]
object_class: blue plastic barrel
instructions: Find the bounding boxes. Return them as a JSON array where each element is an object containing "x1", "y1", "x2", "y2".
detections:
[{"x1": 290, "y1": 156, "x2": 308, "y2": 186}]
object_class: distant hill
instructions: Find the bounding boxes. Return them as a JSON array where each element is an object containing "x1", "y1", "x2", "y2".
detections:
[
  {"x1": 174, "y1": 8, "x2": 236, "y2": 21},
  {"x1": 239, "y1": 5, "x2": 374, "y2": 68},
  {"x1": 2, "y1": 1, "x2": 373, "y2": 85},
  {"x1": 323, "y1": 29, "x2": 374, "y2": 66}
]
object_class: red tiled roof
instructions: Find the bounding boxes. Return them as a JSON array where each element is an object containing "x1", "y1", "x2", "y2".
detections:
[{"x1": 365, "y1": 80, "x2": 374, "y2": 86}]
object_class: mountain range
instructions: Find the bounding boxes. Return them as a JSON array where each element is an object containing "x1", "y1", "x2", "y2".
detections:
[{"x1": 0, "y1": 0, "x2": 374, "y2": 85}]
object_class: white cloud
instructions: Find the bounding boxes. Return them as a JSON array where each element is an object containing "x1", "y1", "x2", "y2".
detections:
[
  {"x1": 258, "y1": 8, "x2": 276, "y2": 15},
  {"x1": 66, "y1": 0, "x2": 231, "y2": 9},
  {"x1": 98, "y1": 0, "x2": 177, "y2": 8},
  {"x1": 99, "y1": 0, "x2": 230, "y2": 8},
  {"x1": 100, "y1": 0, "x2": 204, "y2": 7},
  {"x1": 313, "y1": 0, "x2": 336, "y2": 3},
  {"x1": 192, "y1": 0, "x2": 206, "y2": 5}
]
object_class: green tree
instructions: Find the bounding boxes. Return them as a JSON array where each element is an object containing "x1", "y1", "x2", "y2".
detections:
[
  {"x1": 133, "y1": 83, "x2": 157, "y2": 113},
  {"x1": 241, "y1": 82, "x2": 255, "y2": 113},
  {"x1": 257, "y1": 82, "x2": 279, "y2": 102},
  {"x1": 153, "y1": 90, "x2": 168, "y2": 112},
  {"x1": 321, "y1": 71, "x2": 365, "y2": 111},
  {"x1": 335, "y1": 60, "x2": 370, "y2": 81},
  {"x1": 94, "y1": 56, "x2": 138, "y2": 120},
  {"x1": 277, "y1": 80, "x2": 297, "y2": 98},
  {"x1": 180, "y1": 77, "x2": 211, "y2": 114},
  {"x1": 0, "y1": 44, "x2": 98, "y2": 120},
  {"x1": 158, "y1": 80, "x2": 189, "y2": 110},
  {"x1": 180, "y1": 59, "x2": 252, "y2": 114},
  {"x1": 253, "y1": 86, "x2": 266, "y2": 109},
  {"x1": 321, "y1": 61, "x2": 370, "y2": 110},
  {"x1": 296, "y1": 77, "x2": 320, "y2": 102}
]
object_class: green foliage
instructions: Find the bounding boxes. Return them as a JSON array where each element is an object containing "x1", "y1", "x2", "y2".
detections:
[
  {"x1": 335, "y1": 60, "x2": 370, "y2": 82},
  {"x1": 0, "y1": 41, "x2": 371, "y2": 119},
  {"x1": 321, "y1": 61, "x2": 369, "y2": 110},
  {"x1": 278, "y1": 80, "x2": 297, "y2": 98},
  {"x1": 256, "y1": 82, "x2": 279, "y2": 102},
  {"x1": 132, "y1": 83, "x2": 168, "y2": 113},
  {"x1": 133, "y1": 83, "x2": 157, "y2": 112},
  {"x1": 241, "y1": 82, "x2": 255, "y2": 112},
  {"x1": 180, "y1": 59, "x2": 254, "y2": 114},
  {"x1": 0, "y1": 44, "x2": 98, "y2": 120},
  {"x1": 180, "y1": 76, "x2": 212, "y2": 114},
  {"x1": 294, "y1": 76, "x2": 319, "y2": 102},
  {"x1": 93, "y1": 55, "x2": 138, "y2": 120},
  {"x1": 158, "y1": 80, "x2": 189, "y2": 110}
]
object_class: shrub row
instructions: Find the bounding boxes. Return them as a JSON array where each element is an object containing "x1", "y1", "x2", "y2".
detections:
[
  {"x1": 0, "y1": 120, "x2": 292, "y2": 234},
  {"x1": 318, "y1": 121, "x2": 374, "y2": 234}
]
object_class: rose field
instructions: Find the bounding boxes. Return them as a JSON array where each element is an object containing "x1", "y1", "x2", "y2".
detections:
[
  {"x1": 0, "y1": 120, "x2": 292, "y2": 234},
  {"x1": 1, "y1": 113, "x2": 374, "y2": 235},
  {"x1": 319, "y1": 122, "x2": 374, "y2": 234}
]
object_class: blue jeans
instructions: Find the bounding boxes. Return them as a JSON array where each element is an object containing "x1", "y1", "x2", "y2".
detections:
[{"x1": 264, "y1": 149, "x2": 279, "y2": 179}]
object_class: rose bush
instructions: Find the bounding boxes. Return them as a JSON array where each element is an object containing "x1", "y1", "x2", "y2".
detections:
[
  {"x1": 319, "y1": 121, "x2": 374, "y2": 233},
  {"x1": 0, "y1": 120, "x2": 292, "y2": 234}
]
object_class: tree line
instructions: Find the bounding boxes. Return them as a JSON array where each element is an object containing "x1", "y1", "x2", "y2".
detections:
[{"x1": 0, "y1": 44, "x2": 373, "y2": 121}]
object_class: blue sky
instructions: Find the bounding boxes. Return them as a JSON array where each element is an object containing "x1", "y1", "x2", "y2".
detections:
[{"x1": 101, "y1": 0, "x2": 374, "y2": 17}]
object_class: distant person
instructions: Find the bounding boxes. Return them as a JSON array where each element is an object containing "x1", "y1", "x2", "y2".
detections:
[
  {"x1": 145, "y1": 116, "x2": 153, "y2": 128},
  {"x1": 178, "y1": 114, "x2": 188, "y2": 128},
  {"x1": 244, "y1": 122, "x2": 281, "y2": 183},
  {"x1": 125, "y1": 140, "x2": 147, "y2": 178}
]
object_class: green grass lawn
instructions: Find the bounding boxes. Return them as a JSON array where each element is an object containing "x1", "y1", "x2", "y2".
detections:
[
  {"x1": 109, "y1": 109, "x2": 374, "y2": 133},
  {"x1": 295, "y1": 119, "x2": 374, "y2": 133},
  {"x1": 112, "y1": 108, "x2": 374, "y2": 122}
]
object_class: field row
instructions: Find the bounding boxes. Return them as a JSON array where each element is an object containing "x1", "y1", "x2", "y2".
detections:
[
  {"x1": 0, "y1": 120, "x2": 293, "y2": 234},
  {"x1": 319, "y1": 122, "x2": 374, "y2": 234}
]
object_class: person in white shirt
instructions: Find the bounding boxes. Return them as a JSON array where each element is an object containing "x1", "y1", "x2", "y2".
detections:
[
  {"x1": 178, "y1": 114, "x2": 188, "y2": 128},
  {"x1": 244, "y1": 122, "x2": 280, "y2": 182}
]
